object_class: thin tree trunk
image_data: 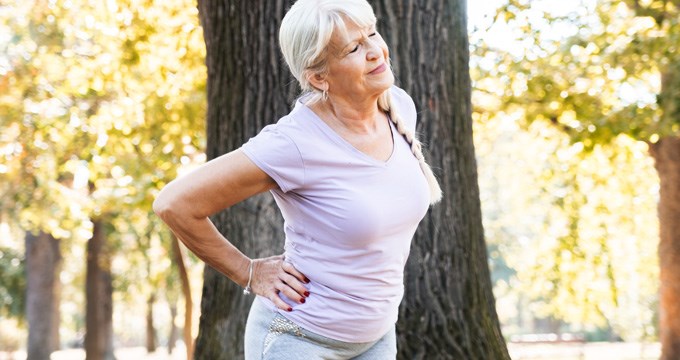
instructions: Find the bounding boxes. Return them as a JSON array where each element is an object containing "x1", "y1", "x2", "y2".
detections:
[
  {"x1": 25, "y1": 230, "x2": 61, "y2": 360},
  {"x1": 650, "y1": 57, "x2": 680, "y2": 360},
  {"x1": 52, "y1": 268, "x2": 61, "y2": 352},
  {"x1": 85, "y1": 219, "x2": 115, "y2": 360},
  {"x1": 651, "y1": 137, "x2": 680, "y2": 360},
  {"x1": 168, "y1": 303, "x2": 178, "y2": 355},
  {"x1": 171, "y1": 234, "x2": 194, "y2": 360},
  {"x1": 146, "y1": 294, "x2": 157, "y2": 353},
  {"x1": 195, "y1": 0, "x2": 508, "y2": 358}
]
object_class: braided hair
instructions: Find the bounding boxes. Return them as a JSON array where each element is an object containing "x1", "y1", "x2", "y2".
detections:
[
  {"x1": 379, "y1": 91, "x2": 442, "y2": 204},
  {"x1": 280, "y1": 0, "x2": 442, "y2": 204}
]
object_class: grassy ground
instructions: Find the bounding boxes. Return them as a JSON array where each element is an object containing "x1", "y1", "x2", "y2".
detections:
[
  {"x1": 1, "y1": 346, "x2": 186, "y2": 360},
  {"x1": 508, "y1": 341, "x2": 660, "y2": 360},
  {"x1": 0, "y1": 342, "x2": 661, "y2": 360}
]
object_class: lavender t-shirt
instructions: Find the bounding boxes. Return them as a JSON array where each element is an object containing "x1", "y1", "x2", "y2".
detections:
[{"x1": 240, "y1": 86, "x2": 429, "y2": 342}]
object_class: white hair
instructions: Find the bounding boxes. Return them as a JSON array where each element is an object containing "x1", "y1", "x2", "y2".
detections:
[
  {"x1": 279, "y1": 0, "x2": 442, "y2": 204},
  {"x1": 279, "y1": 0, "x2": 376, "y2": 100},
  {"x1": 379, "y1": 93, "x2": 442, "y2": 204}
]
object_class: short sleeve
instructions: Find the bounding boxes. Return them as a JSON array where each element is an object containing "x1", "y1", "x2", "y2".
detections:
[
  {"x1": 390, "y1": 86, "x2": 418, "y2": 133},
  {"x1": 241, "y1": 124, "x2": 305, "y2": 192}
]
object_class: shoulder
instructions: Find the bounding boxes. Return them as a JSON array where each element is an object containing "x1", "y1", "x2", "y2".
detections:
[
  {"x1": 239, "y1": 111, "x2": 310, "y2": 192},
  {"x1": 390, "y1": 85, "x2": 414, "y2": 105},
  {"x1": 242, "y1": 107, "x2": 317, "y2": 163},
  {"x1": 389, "y1": 85, "x2": 418, "y2": 130}
]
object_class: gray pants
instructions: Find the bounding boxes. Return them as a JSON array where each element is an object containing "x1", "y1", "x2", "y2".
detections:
[{"x1": 244, "y1": 297, "x2": 397, "y2": 360}]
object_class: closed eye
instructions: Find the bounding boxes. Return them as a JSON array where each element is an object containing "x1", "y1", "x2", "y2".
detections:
[{"x1": 348, "y1": 31, "x2": 378, "y2": 54}]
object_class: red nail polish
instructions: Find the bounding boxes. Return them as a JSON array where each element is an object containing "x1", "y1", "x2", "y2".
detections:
[
  {"x1": 300, "y1": 298, "x2": 306, "y2": 304},
  {"x1": 287, "y1": 307, "x2": 293, "y2": 312},
  {"x1": 304, "y1": 277, "x2": 310, "y2": 283},
  {"x1": 304, "y1": 291, "x2": 310, "y2": 297}
]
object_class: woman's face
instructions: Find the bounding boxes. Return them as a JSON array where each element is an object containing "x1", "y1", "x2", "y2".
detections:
[{"x1": 321, "y1": 20, "x2": 394, "y2": 102}]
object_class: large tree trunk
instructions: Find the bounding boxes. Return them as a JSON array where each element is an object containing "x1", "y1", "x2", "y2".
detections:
[
  {"x1": 85, "y1": 219, "x2": 115, "y2": 360},
  {"x1": 25, "y1": 230, "x2": 62, "y2": 360},
  {"x1": 195, "y1": 0, "x2": 508, "y2": 358},
  {"x1": 650, "y1": 137, "x2": 680, "y2": 360},
  {"x1": 370, "y1": 1, "x2": 509, "y2": 358},
  {"x1": 194, "y1": 1, "x2": 294, "y2": 358},
  {"x1": 171, "y1": 234, "x2": 194, "y2": 359}
]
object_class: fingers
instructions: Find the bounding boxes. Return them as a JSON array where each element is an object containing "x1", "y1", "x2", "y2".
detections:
[
  {"x1": 267, "y1": 276, "x2": 306, "y2": 312},
  {"x1": 251, "y1": 256, "x2": 310, "y2": 312},
  {"x1": 279, "y1": 272, "x2": 308, "y2": 301},
  {"x1": 281, "y1": 261, "x2": 310, "y2": 285},
  {"x1": 269, "y1": 289, "x2": 293, "y2": 312}
]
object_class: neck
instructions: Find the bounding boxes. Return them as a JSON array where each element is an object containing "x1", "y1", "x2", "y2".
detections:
[{"x1": 311, "y1": 94, "x2": 384, "y2": 134}]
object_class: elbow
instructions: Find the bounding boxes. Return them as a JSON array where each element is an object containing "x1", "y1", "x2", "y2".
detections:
[
  {"x1": 153, "y1": 188, "x2": 178, "y2": 222},
  {"x1": 153, "y1": 183, "x2": 201, "y2": 225}
]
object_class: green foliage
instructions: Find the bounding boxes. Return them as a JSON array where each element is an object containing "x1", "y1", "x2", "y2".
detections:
[
  {"x1": 476, "y1": 117, "x2": 659, "y2": 340},
  {"x1": 473, "y1": 0, "x2": 680, "y2": 145},
  {"x1": 1, "y1": 0, "x2": 206, "y2": 230},
  {"x1": 0, "y1": 246, "x2": 25, "y2": 320},
  {"x1": 0, "y1": 0, "x2": 206, "y2": 343},
  {"x1": 471, "y1": 0, "x2": 673, "y2": 339}
]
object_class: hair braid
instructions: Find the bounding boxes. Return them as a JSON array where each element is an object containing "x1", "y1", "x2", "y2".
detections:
[{"x1": 379, "y1": 92, "x2": 442, "y2": 205}]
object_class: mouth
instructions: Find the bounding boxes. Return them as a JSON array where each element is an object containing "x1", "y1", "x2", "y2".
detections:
[{"x1": 368, "y1": 63, "x2": 387, "y2": 75}]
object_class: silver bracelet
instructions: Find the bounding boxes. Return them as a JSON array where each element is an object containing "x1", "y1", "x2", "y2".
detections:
[{"x1": 243, "y1": 259, "x2": 253, "y2": 296}]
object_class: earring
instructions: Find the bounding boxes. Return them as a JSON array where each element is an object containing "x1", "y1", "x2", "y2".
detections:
[{"x1": 322, "y1": 89, "x2": 328, "y2": 101}]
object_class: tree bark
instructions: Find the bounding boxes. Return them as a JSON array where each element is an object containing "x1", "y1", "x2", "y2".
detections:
[
  {"x1": 25, "y1": 230, "x2": 61, "y2": 360},
  {"x1": 52, "y1": 267, "x2": 61, "y2": 352},
  {"x1": 171, "y1": 234, "x2": 194, "y2": 360},
  {"x1": 168, "y1": 303, "x2": 178, "y2": 355},
  {"x1": 651, "y1": 137, "x2": 680, "y2": 360},
  {"x1": 650, "y1": 57, "x2": 680, "y2": 360},
  {"x1": 194, "y1": 1, "x2": 295, "y2": 358},
  {"x1": 195, "y1": 0, "x2": 508, "y2": 358},
  {"x1": 146, "y1": 294, "x2": 157, "y2": 353},
  {"x1": 370, "y1": 1, "x2": 509, "y2": 358},
  {"x1": 85, "y1": 219, "x2": 115, "y2": 360}
]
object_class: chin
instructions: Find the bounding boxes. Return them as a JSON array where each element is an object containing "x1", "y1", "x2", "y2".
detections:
[
  {"x1": 376, "y1": 77, "x2": 395, "y2": 94},
  {"x1": 372, "y1": 72, "x2": 395, "y2": 93}
]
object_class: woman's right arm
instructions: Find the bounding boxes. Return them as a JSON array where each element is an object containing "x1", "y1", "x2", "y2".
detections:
[{"x1": 153, "y1": 149, "x2": 309, "y2": 310}]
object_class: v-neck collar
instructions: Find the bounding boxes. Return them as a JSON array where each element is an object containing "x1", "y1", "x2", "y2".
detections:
[{"x1": 296, "y1": 100, "x2": 397, "y2": 167}]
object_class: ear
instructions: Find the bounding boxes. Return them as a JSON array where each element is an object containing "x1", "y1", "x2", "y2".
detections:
[{"x1": 306, "y1": 71, "x2": 328, "y2": 92}]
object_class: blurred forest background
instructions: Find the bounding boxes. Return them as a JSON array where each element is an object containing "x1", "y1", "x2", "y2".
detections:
[{"x1": 0, "y1": 0, "x2": 678, "y2": 359}]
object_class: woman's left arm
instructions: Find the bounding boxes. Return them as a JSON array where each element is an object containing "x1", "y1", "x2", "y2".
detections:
[{"x1": 153, "y1": 149, "x2": 309, "y2": 310}]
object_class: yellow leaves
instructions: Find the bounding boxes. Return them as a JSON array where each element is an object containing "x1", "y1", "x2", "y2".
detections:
[
  {"x1": 476, "y1": 108, "x2": 659, "y2": 338},
  {"x1": 140, "y1": 143, "x2": 153, "y2": 154},
  {"x1": 606, "y1": 66, "x2": 627, "y2": 81},
  {"x1": 629, "y1": 15, "x2": 658, "y2": 35},
  {"x1": 110, "y1": 165, "x2": 124, "y2": 179},
  {"x1": 556, "y1": 140, "x2": 584, "y2": 161},
  {"x1": 1, "y1": 1, "x2": 206, "y2": 316},
  {"x1": 569, "y1": 43, "x2": 601, "y2": 62}
]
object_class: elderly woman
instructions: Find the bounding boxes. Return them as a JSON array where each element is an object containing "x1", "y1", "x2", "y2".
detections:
[{"x1": 154, "y1": 0, "x2": 441, "y2": 358}]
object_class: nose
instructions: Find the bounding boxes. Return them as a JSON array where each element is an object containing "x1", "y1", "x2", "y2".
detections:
[{"x1": 366, "y1": 39, "x2": 381, "y2": 61}]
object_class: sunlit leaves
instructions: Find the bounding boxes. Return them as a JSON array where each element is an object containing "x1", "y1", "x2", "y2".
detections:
[
  {"x1": 471, "y1": 0, "x2": 673, "y2": 340},
  {"x1": 1, "y1": 0, "x2": 206, "y2": 230},
  {"x1": 476, "y1": 117, "x2": 659, "y2": 340},
  {"x1": 473, "y1": 0, "x2": 677, "y2": 144},
  {"x1": 0, "y1": 0, "x2": 206, "y2": 341}
]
